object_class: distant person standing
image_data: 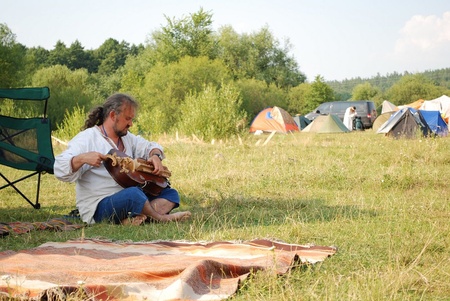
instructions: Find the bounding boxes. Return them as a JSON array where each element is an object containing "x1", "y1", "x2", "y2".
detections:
[{"x1": 343, "y1": 106, "x2": 357, "y2": 131}]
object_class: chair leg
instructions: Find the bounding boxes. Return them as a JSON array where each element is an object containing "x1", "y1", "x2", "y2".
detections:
[
  {"x1": 35, "y1": 172, "x2": 42, "y2": 209},
  {"x1": 0, "y1": 172, "x2": 41, "y2": 209}
]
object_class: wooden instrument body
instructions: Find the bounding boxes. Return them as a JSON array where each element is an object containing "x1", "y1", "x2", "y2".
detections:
[{"x1": 104, "y1": 149, "x2": 170, "y2": 196}]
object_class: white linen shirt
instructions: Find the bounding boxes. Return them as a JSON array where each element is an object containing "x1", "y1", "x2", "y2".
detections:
[{"x1": 54, "y1": 126, "x2": 163, "y2": 224}]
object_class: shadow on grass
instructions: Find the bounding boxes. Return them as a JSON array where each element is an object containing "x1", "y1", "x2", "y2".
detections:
[
  {"x1": 186, "y1": 195, "x2": 378, "y2": 227},
  {"x1": 0, "y1": 201, "x2": 77, "y2": 223},
  {"x1": 1, "y1": 192, "x2": 378, "y2": 228},
  {"x1": 0, "y1": 193, "x2": 377, "y2": 251}
]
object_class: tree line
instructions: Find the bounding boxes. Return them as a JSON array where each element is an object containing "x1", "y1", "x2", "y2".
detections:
[
  {"x1": 1, "y1": 8, "x2": 449, "y2": 139},
  {"x1": 328, "y1": 68, "x2": 450, "y2": 103}
]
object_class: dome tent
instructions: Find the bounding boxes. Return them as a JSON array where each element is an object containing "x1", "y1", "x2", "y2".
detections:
[
  {"x1": 418, "y1": 110, "x2": 448, "y2": 137},
  {"x1": 302, "y1": 115, "x2": 349, "y2": 133},
  {"x1": 377, "y1": 107, "x2": 431, "y2": 138},
  {"x1": 293, "y1": 115, "x2": 311, "y2": 130},
  {"x1": 249, "y1": 106, "x2": 299, "y2": 133},
  {"x1": 372, "y1": 112, "x2": 394, "y2": 132}
]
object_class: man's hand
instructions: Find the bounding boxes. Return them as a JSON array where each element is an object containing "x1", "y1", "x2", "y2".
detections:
[
  {"x1": 71, "y1": 152, "x2": 107, "y2": 172},
  {"x1": 148, "y1": 155, "x2": 164, "y2": 176}
]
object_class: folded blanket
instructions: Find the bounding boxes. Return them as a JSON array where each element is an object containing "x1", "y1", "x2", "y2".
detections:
[
  {"x1": 0, "y1": 238, "x2": 336, "y2": 300},
  {"x1": 0, "y1": 218, "x2": 84, "y2": 237}
]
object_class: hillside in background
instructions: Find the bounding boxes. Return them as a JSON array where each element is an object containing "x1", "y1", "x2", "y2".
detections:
[{"x1": 327, "y1": 67, "x2": 450, "y2": 101}]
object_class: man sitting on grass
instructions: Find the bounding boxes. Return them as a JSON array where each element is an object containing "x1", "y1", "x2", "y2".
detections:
[{"x1": 54, "y1": 93, "x2": 191, "y2": 225}]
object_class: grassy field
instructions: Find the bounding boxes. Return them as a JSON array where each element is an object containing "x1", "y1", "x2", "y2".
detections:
[{"x1": 1, "y1": 130, "x2": 450, "y2": 300}]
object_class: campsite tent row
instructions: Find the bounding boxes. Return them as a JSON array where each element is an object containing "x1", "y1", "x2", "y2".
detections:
[
  {"x1": 302, "y1": 110, "x2": 449, "y2": 136},
  {"x1": 250, "y1": 99, "x2": 449, "y2": 137},
  {"x1": 376, "y1": 95, "x2": 449, "y2": 138},
  {"x1": 249, "y1": 106, "x2": 350, "y2": 134},
  {"x1": 381, "y1": 95, "x2": 450, "y2": 123},
  {"x1": 376, "y1": 107, "x2": 448, "y2": 138},
  {"x1": 397, "y1": 95, "x2": 449, "y2": 122}
]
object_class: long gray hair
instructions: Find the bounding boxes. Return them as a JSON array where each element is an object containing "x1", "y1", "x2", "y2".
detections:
[{"x1": 83, "y1": 93, "x2": 138, "y2": 129}]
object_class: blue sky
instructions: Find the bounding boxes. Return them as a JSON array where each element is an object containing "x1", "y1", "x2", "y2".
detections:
[{"x1": 2, "y1": 0, "x2": 449, "y2": 81}]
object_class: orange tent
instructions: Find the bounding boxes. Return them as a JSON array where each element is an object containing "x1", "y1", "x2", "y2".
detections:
[
  {"x1": 249, "y1": 106, "x2": 299, "y2": 133},
  {"x1": 399, "y1": 99, "x2": 424, "y2": 110}
]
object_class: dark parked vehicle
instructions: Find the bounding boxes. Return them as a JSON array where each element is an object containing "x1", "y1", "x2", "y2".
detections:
[{"x1": 305, "y1": 101, "x2": 377, "y2": 129}]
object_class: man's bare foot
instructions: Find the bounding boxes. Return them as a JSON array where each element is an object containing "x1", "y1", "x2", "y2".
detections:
[
  {"x1": 121, "y1": 214, "x2": 147, "y2": 225},
  {"x1": 168, "y1": 211, "x2": 192, "y2": 221},
  {"x1": 147, "y1": 211, "x2": 192, "y2": 223}
]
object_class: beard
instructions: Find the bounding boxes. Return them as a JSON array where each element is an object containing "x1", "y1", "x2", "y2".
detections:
[{"x1": 113, "y1": 121, "x2": 129, "y2": 137}]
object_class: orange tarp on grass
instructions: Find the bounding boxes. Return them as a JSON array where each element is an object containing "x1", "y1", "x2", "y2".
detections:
[{"x1": 0, "y1": 238, "x2": 336, "y2": 300}]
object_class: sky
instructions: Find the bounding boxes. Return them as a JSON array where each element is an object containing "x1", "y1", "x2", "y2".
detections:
[{"x1": 1, "y1": 0, "x2": 450, "y2": 81}]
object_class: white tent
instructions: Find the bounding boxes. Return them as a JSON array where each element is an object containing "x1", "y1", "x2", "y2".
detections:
[
  {"x1": 381, "y1": 100, "x2": 398, "y2": 114},
  {"x1": 420, "y1": 99, "x2": 441, "y2": 111},
  {"x1": 420, "y1": 95, "x2": 450, "y2": 120}
]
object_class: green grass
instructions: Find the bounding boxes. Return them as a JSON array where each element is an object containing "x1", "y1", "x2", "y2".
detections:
[{"x1": 1, "y1": 130, "x2": 450, "y2": 300}]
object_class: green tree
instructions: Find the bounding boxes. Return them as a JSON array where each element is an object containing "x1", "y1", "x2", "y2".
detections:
[
  {"x1": 0, "y1": 23, "x2": 26, "y2": 87},
  {"x1": 25, "y1": 46, "x2": 50, "y2": 71},
  {"x1": 147, "y1": 8, "x2": 217, "y2": 64},
  {"x1": 66, "y1": 40, "x2": 92, "y2": 70},
  {"x1": 47, "y1": 40, "x2": 69, "y2": 66},
  {"x1": 31, "y1": 65, "x2": 96, "y2": 128},
  {"x1": 351, "y1": 82, "x2": 380, "y2": 100},
  {"x1": 95, "y1": 38, "x2": 134, "y2": 75},
  {"x1": 119, "y1": 46, "x2": 157, "y2": 97},
  {"x1": 351, "y1": 82, "x2": 383, "y2": 107},
  {"x1": 287, "y1": 83, "x2": 313, "y2": 114},
  {"x1": 386, "y1": 74, "x2": 445, "y2": 105},
  {"x1": 217, "y1": 25, "x2": 306, "y2": 88},
  {"x1": 89, "y1": 71, "x2": 123, "y2": 101},
  {"x1": 235, "y1": 78, "x2": 288, "y2": 117},
  {"x1": 306, "y1": 75, "x2": 335, "y2": 111},
  {"x1": 119, "y1": 61, "x2": 147, "y2": 98},
  {"x1": 215, "y1": 26, "x2": 247, "y2": 80},
  {"x1": 46, "y1": 40, "x2": 94, "y2": 72}
]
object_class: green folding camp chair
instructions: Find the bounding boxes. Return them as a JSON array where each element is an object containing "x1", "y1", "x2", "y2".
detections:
[{"x1": 0, "y1": 87, "x2": 55, "y2": 209}]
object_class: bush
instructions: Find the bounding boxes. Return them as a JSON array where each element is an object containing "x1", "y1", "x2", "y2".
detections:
[
  {"x1": 0, "y1": 99, "x2": 27, "y2": 117},
  {"x1": 137, "y1": 56, "x2": 232, "y2": 129},
  {"x1": 133, "y1": 106, "x2": 168, "y2": 137},
  {"x1": 176, "y1": 82, "x2": 247, "y2": 140},
  {"x1": 53, "y1": 105, "x2": 86, "y2": 141}
]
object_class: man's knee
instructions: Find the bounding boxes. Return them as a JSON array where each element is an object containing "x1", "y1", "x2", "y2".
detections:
[{"x1": 149, "y1": 198, "x2": 176, "y2": 214}]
